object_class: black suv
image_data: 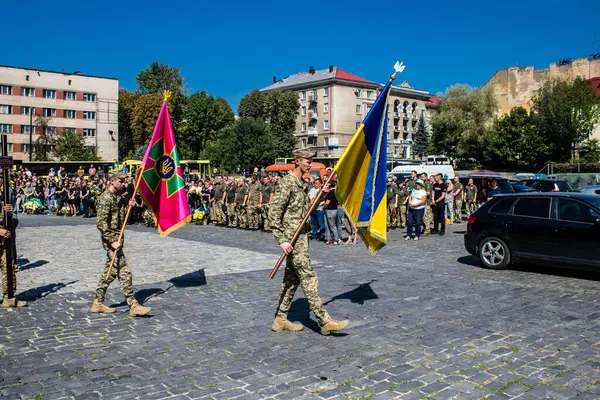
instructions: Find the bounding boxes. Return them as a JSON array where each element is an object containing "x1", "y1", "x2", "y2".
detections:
[
  {"x1": 519, "y1": 179, "x2": 574, "y2": 192},
  {"x1": 464, "y1": 193, "x2": 600, "y2": 270}
]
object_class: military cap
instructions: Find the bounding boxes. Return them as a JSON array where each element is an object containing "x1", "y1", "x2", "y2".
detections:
[
  {"x1": 292, "y1": 148, "x2": 317, "y2": 159},
  {"x1": 108, "y1": 169, "x2": 128, "y2": 179}
]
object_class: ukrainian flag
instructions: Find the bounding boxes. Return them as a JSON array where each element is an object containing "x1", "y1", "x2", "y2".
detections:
[{"x1": 334, "y1": 78, "x2": 392, "y2": 254}]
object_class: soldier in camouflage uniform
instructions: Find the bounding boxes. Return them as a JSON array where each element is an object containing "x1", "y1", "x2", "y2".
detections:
[
  {"x1": 235, "y1": 179, "x2": 247, "y2": 229},
  {"x1": 397, "y1": 181, "x2": 409, "y2": 229},
  {"x1": 269, "y1": 149, "x2": 349, "y2": 335},
  {"x1": 452, "y1": 176, "x2": 464, "y2": 223},
  {"x1": 386, "y1": 178, "x2": 398, "y2": 229},
  {"x1": 0, "y1": 185, "x2": 26, "y2": 308},
  {"x1": 422, "y1": 173, "x2": 433, "y2": 236},
  {"x1": 260, "y1": 175, "x2": 273, "y2": 232},
  {"x1": 225, "y1": 177, "x2": 237, "y2": 227},
  {"x1": 213, "y1": 177, "x2": 227, "y2": 226},
  {"x1": 246, "y1": 175, "x2": 262, "y2": 230},
  {"x1": 91, "y1": 169, "x2": 151, "y2": 317},
  {"x1": 464, "y1": 178, "x2": 478, "y2": 217}
]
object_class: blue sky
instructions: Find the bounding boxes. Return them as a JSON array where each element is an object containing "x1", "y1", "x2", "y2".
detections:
[{"x1": 3, "y1": 0, "x2": 598, "y2": 109}]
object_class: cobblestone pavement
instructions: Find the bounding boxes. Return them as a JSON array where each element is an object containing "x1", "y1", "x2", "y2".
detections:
[{"x1": 1, "y1": 215, "x2": 599, "y2": 400}]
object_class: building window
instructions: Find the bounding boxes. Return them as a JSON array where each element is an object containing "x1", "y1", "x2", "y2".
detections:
[
  {"x1": 7, "y1": 143, "x2": 13, "y2": 153},
  {"x1": 356, "y1": 122, "x2": 361, "y2": 130},
  {"x1": 0, "y1": 124, "x2": 12, "y2": 133},
  {"x1": 0, "y1": 85, "x2": 12, "y2": 95},
  {"x1": 45, "y1": 126, "x2": 56, "y2": 135},
  {"x1": 64, "y1": 127, "x2": 76, "y2": 134},
  {"x1": 302, "y1": 139, "x2": 307, "y2": 148},
  {"x1": 323, "y1": 87, "x2": 329, "y2": 97},
  {"x1": 355, "y1": 89, "x2": 361, "y2": 98},
  {"x1": 22, "y1": 125, "x2": 35, "y2": 134},
  {"x1": 64, "y1": 91, "x2": 76, "y2": 101},
  {"x1": 301, "y1": 123, "x2": 307, "y2": 132},
  {"x1": 83, "y1": 93, "x2": 97, "y2": 102},
  {"x1": 300, "y1": 91, "x2": 306, "y2": 100},
  {"x1": 43, "y1": 89, "x2": 56, "y2": 99},
  {"x1": 83, "y1": 111, "x2": 96, "y2": 120},
  {"x1": 20, "y1": 106, "x2": 33, "y2": 115},
  {"x1": 366, "y1": 104, "x2": 372, "y2": 113},
  {"x1": 356, "y1": 104, "x2": 361, "y2": 114},
  {"x1": 21, "y1": 87, "x2": 34, "y2": 97},
  {"x1": 0, "y1": 105, "x2": 12, "y2": 114},
  {"x1": 83, "y1": 128, "x2": 96, "y2": 137},
  {"x1": 324, "y1": 103, "x2": 329, "y2": 113},
  {"x1": 43, "y1": 108, "x2": 56, "y2": 117},
  {"x1": 301, "y1": 106, "x2": 306, "y2": 116},
  {"x1": 324, "y1": 120, "x2": 329, "y2": 130},
  {"x1": 22, "y1": 144, "x2": 30, "y2": 153},
  {"x1": 367, "y1": 90, "x2": 373, "y2": 99},
  {"x1": 312, "y1": 89, "x2": 317, "y2": 98},
  {"x1": 64, "y1": 110, "x2": 76, "y2": 119}
]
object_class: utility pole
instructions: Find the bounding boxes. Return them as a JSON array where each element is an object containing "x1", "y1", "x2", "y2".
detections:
[{"x1": 1, "y1": 135, "x2": 14, "y2": 299}]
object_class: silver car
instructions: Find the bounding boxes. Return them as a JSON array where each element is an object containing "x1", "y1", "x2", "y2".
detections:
[{"x1": 578, "y1": 185, "x2": 600, "y2": 195}]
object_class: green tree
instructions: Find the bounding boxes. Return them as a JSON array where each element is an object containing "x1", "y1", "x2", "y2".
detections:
[
  {"x1": 430, "y1": 84, "x2": 497, "y2": 167},
  {"x1": 236, "y1": 118, "x2": 275, "y2": 170},
  {"x1": 32, "y1": 115, "x2": 55, "y2": 161},
  {"x1": 263, "y1": 90, "x2": 299, "y2": 158},
  {"x1": 238, "y1": 89, "x2": 265, "y2": 119},
  {"x1": 579, "y1": 139, "x2": 600, "y2": 163},
  {"x1": 54, "y1": 130, "x2": 100, "y2": 161},
  {"x1": 532, "y1": 77, "x2": 600, "y2": 163},
  {"x1": 179, "y1": 91, "x2": 235, "y2": 159},
  {"x1": 136, "y1": 62, "x2": 186, "y2": 95},
  {"x1": 118, "y1": 89, "x2": 137, "y2": 160},
  {"x1": 202, "y1": 125, "x2": 239, "y2": 173},
  {"x1": 131, "y1": 93, "x2": 163, "y2": 149},
  {"x1": 412, "y1": 114, "x2": 430, "y2": 158}
]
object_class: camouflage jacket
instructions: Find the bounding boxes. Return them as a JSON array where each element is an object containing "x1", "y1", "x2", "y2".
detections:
[
  {"x1": 269, "y1": 173, "x2": 309, "y2": 245},
  {"x1": 96, "y1": 189, "x2": 126, "y2": 243}
]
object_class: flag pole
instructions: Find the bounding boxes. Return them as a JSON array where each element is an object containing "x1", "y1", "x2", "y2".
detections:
[
  {"x1": 268, "y1": 171, "x2": 336, "y2": 279},
  {"x1": 105, "y1": 163, "x2": 146, "y2": 280}
]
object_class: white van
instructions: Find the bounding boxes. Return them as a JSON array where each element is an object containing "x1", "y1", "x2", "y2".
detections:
[{"x1": 391, "y1": 164, "x2": 455, "y2": 179}]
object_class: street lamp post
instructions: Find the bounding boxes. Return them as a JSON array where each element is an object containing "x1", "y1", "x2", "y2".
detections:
[{"x1": 29, "y1": 107, "x2": 33, "y2": 161}]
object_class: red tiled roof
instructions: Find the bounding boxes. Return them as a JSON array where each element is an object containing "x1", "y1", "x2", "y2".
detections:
[
  {"x1": 589, "y1": 77, "x2": 600, "y2": 95},
  {"x1": 425, "y1": 95, "x2": 439, "y2": 107},
  {"x1": 334, "y1": 68, "x2": 374, "y2": 84}
]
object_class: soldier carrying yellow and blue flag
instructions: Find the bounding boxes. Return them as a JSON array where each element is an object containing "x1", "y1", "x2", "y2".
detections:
[{"x1": 333, "y1": 68, "x2": 399, "y2": 254}]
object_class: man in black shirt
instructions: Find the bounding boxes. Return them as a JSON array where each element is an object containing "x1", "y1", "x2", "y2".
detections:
[{"x1": 431, "y1": 173, "x2": 447, "y2": 235}]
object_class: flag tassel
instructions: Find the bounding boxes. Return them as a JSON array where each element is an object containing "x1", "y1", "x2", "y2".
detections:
[
  {"x1": 104, "y1": 162, "x2": 146, "y2": 280},
  {"x1": 268, "y1": 171, "x2": 337, "y2": 279}
]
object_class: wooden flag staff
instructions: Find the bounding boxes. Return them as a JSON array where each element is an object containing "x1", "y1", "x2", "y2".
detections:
[{"x1": 268, "y1": 171, "x2": 337, "y2": 279}]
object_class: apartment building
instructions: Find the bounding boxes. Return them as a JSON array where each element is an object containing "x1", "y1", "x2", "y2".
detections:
[
  {"x1": 260, "y1": 66, "x2": 432, "y2": 162},
  {"x1": 0, "y1": 65, "x2": 119, "y2": 161}
]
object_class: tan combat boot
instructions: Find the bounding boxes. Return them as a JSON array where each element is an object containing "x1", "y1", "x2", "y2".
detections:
[
  {"x1": 320, "y1": 319, "x2": 350, "y2": 335},
  {"x1": 129, "y1": 301, "x2": 151, "y2": 317},
  {"x1": 90, "y1": 300, "x2": 116, "y2": 313},
  {"x1": 2, "y1": 296, "x2": 27, "y2": 308},
  {"x1": 271, "y1": 317, "x2": 304, "y2": 332}
]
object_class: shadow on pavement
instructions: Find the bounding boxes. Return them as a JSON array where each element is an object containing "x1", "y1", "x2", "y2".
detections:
[
  {"x1": 457, "y1": 255, "x2": 600, "y2": 281},
  {"x1": 323, "y1": 280, "x2": 379, "y2": 306},
  {"x1": 288, "y1": 298, "x2": 321, "y2": 334},
  {"x1": 18, "y1": 281, "x2": 78, "y2": 303},
  {"x1": 168, "y1": 269, "x2": 207, "y2": 287},
  {"x1": 17, "y1": 259, "x2": 49, "y2": 271},
  {"x1": 109, "y1": 286, "x2": 174, "y2": 308},
  {"x1": 453, "y1": 230, "x2": 467, "y2": 234}
]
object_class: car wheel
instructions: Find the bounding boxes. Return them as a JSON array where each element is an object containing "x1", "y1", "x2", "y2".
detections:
[{"x1": 478, "y1": 237, "x2": 511, "y2": 270}]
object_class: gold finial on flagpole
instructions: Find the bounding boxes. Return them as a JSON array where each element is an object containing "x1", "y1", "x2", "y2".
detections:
[{"x1": 163, "y1": 90, "x2": 173, "y2": 103}]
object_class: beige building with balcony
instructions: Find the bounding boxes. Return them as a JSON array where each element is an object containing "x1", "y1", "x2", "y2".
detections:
[
  {"x1": 260, "y1": 66, "x2": 432, "y2": 163},
  {"x1": 0, "y1": 65, "x2": 119, "y2": 161}
]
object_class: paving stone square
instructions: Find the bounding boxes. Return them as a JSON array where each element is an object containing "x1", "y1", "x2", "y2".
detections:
[{"x1": 1, "y1": 215, "x2": 599, "y2": 400}]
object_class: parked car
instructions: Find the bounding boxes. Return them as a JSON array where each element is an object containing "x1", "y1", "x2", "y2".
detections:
[
  {"x1": 519, "y1": 179, "x2": 574, "y2": 192},
  {"x1": 464, "y1": 193, "x2": 600, "y2": 270},
  {"x1": 511, "y1": 183, "x2": 535, "y2": 193},
  {"x1": 578, "y1": 185, "x2": 600, "y2": 195},
  {"x1": 459, "y1": 176, "x2": 515, "y2": 197}
]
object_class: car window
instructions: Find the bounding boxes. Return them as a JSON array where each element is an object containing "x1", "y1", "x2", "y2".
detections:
[
  {"x1": 497, "y1": 180, "x2": 514, "y2": 194},
  {"x1": 557, "y1": 198, "x2": 600, "y2": 223},
  {"x1": 513, "y1": 197, "x2": 551, "y2": 218},
  {"x1": 489, "y1": 198, "x2": 515, "y2": 214},
  {"x1": 557, "y1": 182, "x2": 572, "y2": 191}
]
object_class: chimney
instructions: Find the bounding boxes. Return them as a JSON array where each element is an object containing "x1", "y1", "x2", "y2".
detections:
[
  {"x1": 329, "y1": 65, "x2": 334, "y2": 73},
  {"x1": 309, "y1": 66, "x2": 315, "y2": 75},
  {"x1": 273, "y1": 76, "x2": 277, "y2": 84}
]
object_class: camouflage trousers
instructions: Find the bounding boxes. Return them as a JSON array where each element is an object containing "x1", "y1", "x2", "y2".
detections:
[
  {"x1": 0, "y1": 248, "x2": 16, "y2": 297},
  {"x1": 465, "y1": 200, "x2": 477, "y2": 217},
  {"x1": 398, "y1": 205, "x2": 407, "y2": 228},
  {"x1": 227, "y1": 204, "x2": 237, "y2": 227},
  {"x1": 386, "y1": 204, "x2": 398, "y2": 227},
  {"x1": 454, "y1": 199, "x2": 464, "y2": 221},
  {"x1": 259, "y1": 205, "x2": 270, "y2": 231},
  {"x1": 95, "y1": 243, "x2": 134, "y2": 305},
  {"x1": 247, "y1": 203, "x2": 259, "y2": 229},
  {"x1": 422, "y1": 205, "x2": 433, "y2": 234},
  {"x1": 276, "y1": 234, "x2": 331, "y2": 326},
  {"x1": 236, "y1": 205, "x2": 247, "y2": 228},
  {"x1": 215, "y1": 201, "x2": 227, "y2": 225}
]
